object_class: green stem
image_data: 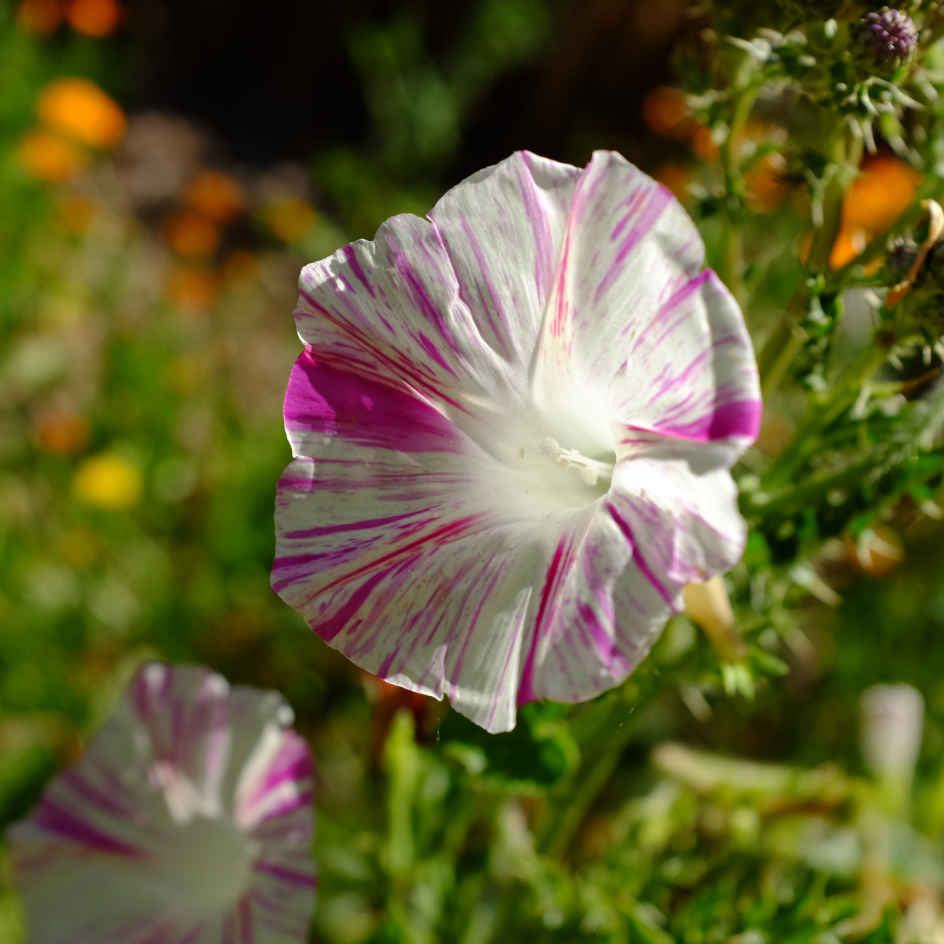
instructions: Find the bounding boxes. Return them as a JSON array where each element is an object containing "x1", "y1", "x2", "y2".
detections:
[
  {"x1": 717, "y1": 61, "x2": 758, "y2": 306},
  {"x1": 759, "y1": 342, "x2": 888, "y2": 492},
  {"x1": 537, "y1": 675, "x2": 659, "y2": 858},
  {"x1": 757, "y1": 126, "x2": 862, "y2": 396}
]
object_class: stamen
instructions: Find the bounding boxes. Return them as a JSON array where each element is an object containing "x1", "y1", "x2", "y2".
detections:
[{"x1": 540, "y1": 436, "x2": 614, "y2": 487}]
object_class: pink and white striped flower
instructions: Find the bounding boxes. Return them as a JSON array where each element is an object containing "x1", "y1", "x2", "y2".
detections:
[
  {"x1": 8, "y1": 663, "x2": 315, "y2": 943},
  {"x1": 273, "y1": 150, "x2": 761, "y2": 733}
]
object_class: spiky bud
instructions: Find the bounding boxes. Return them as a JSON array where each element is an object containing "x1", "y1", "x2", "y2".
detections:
[{"x1": 854, "y1": 8, "x2": 919, "y2": 75}]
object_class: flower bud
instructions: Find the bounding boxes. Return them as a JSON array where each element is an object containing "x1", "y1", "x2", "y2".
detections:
[
  {"x1": 861, "y1": 683, "x2": 923, "y2": 785},
  {"x1": 853, "y1": 8, "x2": 919, "y2": 75}
]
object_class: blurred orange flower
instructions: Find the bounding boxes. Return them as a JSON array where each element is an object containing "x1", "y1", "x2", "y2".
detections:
[
  {"x1": 165, "y1": 267, "x2": 220, "y2": 311},
  {"x1": 185, "y1": 170, "x2": 246, "y2": 223},
  {"x1": 843, "y1": 155, "x2": 920, "y2": 233},
  {"x1": 162, "y1": 211, "x2": 221, "y2": 258},
  {"x1": 56, "y1": 193, "x2": 97, "y2": 234},
  {"x1": 17, "y1": 129, "x2": 87, "y2": 182},
  {"x1": 66, "y1": 0, "x2": 121, "y2": 37},
  {"x1": 692, "y1": 124, "x2": 719, "y2": 162},
  {"x1": 221, "y1": 249, "x2": 259, "y2": 283},
  {"x1": 809, "y1": 156, "x2": 921, "y2": 269},
  {"x1": 260, "y1": 198, "x2": 316, "y2": 243},
  {"x1": 745, "y1": 153, "x2": 788, "y2": 213},
  {"x1": 73, "y1": 453, "x2": 142, "y2": 509},
  {"x1": 654, "y1": 162, "x2": 692, "y2": 203},
  {"x1": 35, "y1": 408, "x2": 90, "y2": 454},
  {"x1": 642, "y1": 87, "x2": 694, "y2": 139},
  {"x1": 17, "y1": 0, "x2": 63, "y2": 34},
  {"x1": 38, "y1": 78, "x2": 125, "y2": 149}
]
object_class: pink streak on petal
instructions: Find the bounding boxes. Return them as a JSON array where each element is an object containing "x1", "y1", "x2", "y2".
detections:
[
  {"x1": 605, "y1": 502, "x2": 676, "y2": 608},
  {"x1": 517, "y1": 152, "x2": 555, "y2": 304},
  {"x1": 284, "y1": 350, "x2": 461, "y2": 454},
  {"x1": 595, "y1": 184, "x2": 673, "y2": 303},
  {"x1": 341, "y1": 243, "x2": 375, "y2": 297},
  {"x1": 517, "y1": 538, "x2": 573, "y2": 706},
  {"x1": 33, "y1": 798, "x2": 143, "y2": 857},
  {"x1": 254, "y1": 862, "x2": 318, "y2": 888},
  {"x1": 654, "y1": 399, "x2": 762, "y2": 442}
]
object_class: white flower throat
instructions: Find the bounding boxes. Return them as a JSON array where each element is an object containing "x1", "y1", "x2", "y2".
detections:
[{"x1": 538, "y1": 436, "x2": 613, "y2": 487}]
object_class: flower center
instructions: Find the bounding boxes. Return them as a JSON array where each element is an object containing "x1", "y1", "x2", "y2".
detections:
[{"x1": 149, "y1": 812, "x2": 257, "y2": 916}]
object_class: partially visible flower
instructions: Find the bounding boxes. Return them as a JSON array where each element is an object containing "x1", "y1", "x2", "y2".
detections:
[
  {"x1": 66, "y1": 0, "x2": 121, "y2": 37},
  {"x1": 38, "y1": 78, "x2": 125, "y2": 150},
  {"x1": 9, "y1": 663, "x2": 316, "y2": 943},
  {"x1": 273, "y1": 150, "x2": 761, "y2": 732},
  {"x1": 17, "y1": 129, "x2": 87, "y2": 183},
  {"x1": 853, "y1": 8, "x2": 918, "y2": 76},
  {"x1": 73, "y1": 452, "x2": 141, "y2": 508}
]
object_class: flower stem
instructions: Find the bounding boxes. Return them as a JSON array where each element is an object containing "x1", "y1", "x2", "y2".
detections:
[
  {"x1": 717, "y1": 60, "x2": 758, "y2": 306},
  {"x1": 757, "y1": 127, "x2": 862, "y2": 396}
]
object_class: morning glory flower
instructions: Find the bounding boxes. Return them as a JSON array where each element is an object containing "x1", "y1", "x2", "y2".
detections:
[
  {"x1": 272, "y1": 150, "x2": 761, "y2": 733},
  {"x1": 8, "y1": 663, "x2": 315, "y2": 943}
]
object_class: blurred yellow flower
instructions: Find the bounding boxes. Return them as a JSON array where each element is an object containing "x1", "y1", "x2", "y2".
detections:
[
  {"x1": 185, "y1": 170, "x2": 246, "y2": 223},
  {"x1": 73, "y1": 453, "x2": 141, "y2": 509},
  {"x1": 66, "y1": 0, "x2": 121, "y2": 37},
  {"x1": 162, "y1": 210, "x2": 221, "y2": 258},
  {"x1": 17, "y1": 0, "x2": 63, "y2": 35},
  {"x1": 17, "y1": 129, "x2": 87, "y2": 182},
  {"x1": 260, "y1": 198, "x2": 316, "y2": 243},
  {"x1": 653, "y1": 162, "x2": 692, "y2": 203},
  {"x1": 38, "y1": 78, "x2": 125, "y2": 150}
]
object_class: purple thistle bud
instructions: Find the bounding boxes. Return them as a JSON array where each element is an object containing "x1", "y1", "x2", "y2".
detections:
[{"x1": 854, "y1": 8, "x2": 919, "y2": 74}]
